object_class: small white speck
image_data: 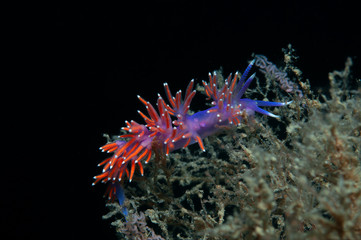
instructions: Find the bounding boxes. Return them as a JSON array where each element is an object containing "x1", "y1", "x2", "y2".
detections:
[{"x1": 269, "y1": 113, "x2": 280, "y2": 118}]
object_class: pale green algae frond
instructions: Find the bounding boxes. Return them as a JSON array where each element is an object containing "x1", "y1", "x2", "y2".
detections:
[{"x1": 103, "y1": 47, "x2": 361, "y2": 239}]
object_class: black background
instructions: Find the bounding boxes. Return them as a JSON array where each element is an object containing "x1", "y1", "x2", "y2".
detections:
[{"x1": 6, "y1": 1, "x2": 360, "y2": 239}]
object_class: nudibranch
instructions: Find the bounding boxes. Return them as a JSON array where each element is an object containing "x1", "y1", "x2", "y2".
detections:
[{"x1": 93, "y1": 60, "x2": 291, "y2": 201}]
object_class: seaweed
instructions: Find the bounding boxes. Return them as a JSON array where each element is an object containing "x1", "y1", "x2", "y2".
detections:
[{"x1": 103, "y1": 47, "x2": 360, "y2": 239}]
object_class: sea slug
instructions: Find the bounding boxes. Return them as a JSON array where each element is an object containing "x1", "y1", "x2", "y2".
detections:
[{"x1": 93, "y1": 60, "x2": 291, "y2": 202}]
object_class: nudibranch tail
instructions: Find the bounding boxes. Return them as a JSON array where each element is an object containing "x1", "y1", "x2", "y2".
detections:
[{"x1": 93, "y1": 60, "x2": 292, "y2": 202}]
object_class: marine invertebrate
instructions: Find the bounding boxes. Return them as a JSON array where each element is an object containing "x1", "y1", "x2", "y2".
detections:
[
  {"x1": 254, "y1": 54, "x2": 303, "y2": 98},
  {"x1": 93, "y1": 60, "x2": 291, "y2": 202},
  {"x1": 100, "y1": 51, "x2": 361, "y2": 239}
]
